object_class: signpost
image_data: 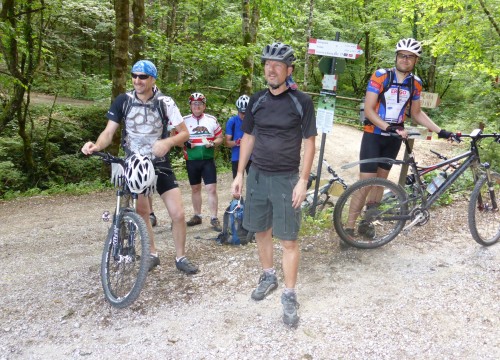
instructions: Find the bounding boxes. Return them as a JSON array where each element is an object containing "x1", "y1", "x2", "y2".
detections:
[
  {"x1": 420, "y1": 92, "x2": 440, "y2": 108},
  {"x1": 308, "y1": 38, "x2": 364, "y2": 59},
  {"x1": 308, "y1": 33, "x2": 363, "y2": 216}
]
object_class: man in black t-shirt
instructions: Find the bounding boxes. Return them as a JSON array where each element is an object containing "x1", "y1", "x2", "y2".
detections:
[{"x1": 231, "y1": 42, "x2": 317, "y2": 327}]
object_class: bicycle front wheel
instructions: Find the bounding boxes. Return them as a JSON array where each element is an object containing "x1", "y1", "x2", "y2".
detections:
[
  {"x1": 333, "y1": 178, "x2": 408, "y2": 249},
  {"x1": 468, "y1": 172, "x2": 500, "y2": 246},
  {"x1": 101, "y1": 211, "x2": 150, "y2": 308}
]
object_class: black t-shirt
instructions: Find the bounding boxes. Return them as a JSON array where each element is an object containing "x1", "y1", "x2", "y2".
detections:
[{"x1": 243, "y1": 88, "x2": 317, "y2": 173}]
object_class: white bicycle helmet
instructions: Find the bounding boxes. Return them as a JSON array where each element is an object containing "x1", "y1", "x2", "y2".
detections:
[
  {"x1": 261, "y1": 42, "x2": 296, "y2": 66},
  {"x1": 395, "y1": 38, "x2": 422, "y2": 57},
  {"x1": 125, "y1": 154, "x2": 156, "y2": 194},
  {"x1": 235, "y1": 95, "x2": 249, "y2": 113},
  {"x1": 189, "y1": 92, "x2": 206, "y2": 104}
]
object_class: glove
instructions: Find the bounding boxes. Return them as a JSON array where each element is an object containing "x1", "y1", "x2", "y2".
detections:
[
  {"x1": 235, "y1": 139, "x2": 241, "y2": 146},
  {"x1": 184, "y1": 141, "x2": 192, "y2": 149},
  {"x1": 385, "y1": 125, "x2": 404, "y2": 133},
  {"x1": 438, "y1": 129, "x2": 453, "y2": 139}
]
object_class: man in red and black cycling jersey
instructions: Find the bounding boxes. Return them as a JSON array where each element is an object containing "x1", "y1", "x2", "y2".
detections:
[
  {"x1": 183, "y1": 93, "x2": 224, "y2": 232},
  {"x1": 348, "y1": 38, "x2": 455, "y2": 238}
]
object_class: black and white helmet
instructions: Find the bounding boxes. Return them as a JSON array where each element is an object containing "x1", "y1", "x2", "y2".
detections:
[
  {"x1": 235, "y1": 95, "x2": 249, "y2": 113},
  {"x1": 125, "y1": 154, "x2": 156, "y2": 194},
  {"x1": 261, "y1": 42, "x2": 296, "y2": 66},
  {"x1": 395, "y1": 38, "x2": 423, "y2": 57}
]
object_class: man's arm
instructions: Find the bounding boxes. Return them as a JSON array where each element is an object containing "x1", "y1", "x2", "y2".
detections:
[
  {"x1": 81, "y1": 120, "x2": 119, "y2": 155},
  {"x1": 410, "y1": 100, "x2": 441, "y2": 133},
  {"x1": 152, "y1": 121, "x2": 189, "y2": 157},
  {"x1": 364, "y1": 91, "x2": 390, "y2": 131},
  {"x1": 231, "y1": 133, "x2": 255, "y2": 198},
  {"x1": 292, "y1": 135, "x2": 315, "y2": 208}
]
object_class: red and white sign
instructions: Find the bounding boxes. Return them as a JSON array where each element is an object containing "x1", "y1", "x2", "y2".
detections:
[{"x1": 308, "y1": 38, "x2": 364, "y2": 59}]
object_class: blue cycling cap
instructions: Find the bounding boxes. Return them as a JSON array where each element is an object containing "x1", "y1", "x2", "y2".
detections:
[{"x1": 131, "y1": 60, "x2": 158, "y2": 79}]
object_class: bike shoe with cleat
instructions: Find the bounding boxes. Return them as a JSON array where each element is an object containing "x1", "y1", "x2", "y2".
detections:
[
  {"x1": 175, "y1": 257, "x2": 199, "y2": 275},
  {"x1": 251, "y1": 272, "x2": 278, "y2": 301},
  {"x1": 148, "y1": 254, "x2": 160, "y2": 272},
  {"x1": 187, "y1": 215, "x2": 202, "y2": 227},
  {"x1": 358, "y1": 220, "x2": 376, "y2": 239}
]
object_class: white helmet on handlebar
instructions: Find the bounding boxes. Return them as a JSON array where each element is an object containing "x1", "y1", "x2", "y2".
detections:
[{"x1": 125, "y1": 154, "x2": 156, "y2": 194}]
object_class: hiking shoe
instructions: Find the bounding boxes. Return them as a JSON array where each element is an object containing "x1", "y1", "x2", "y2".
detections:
[
  {"x1": 149, "y1": 213, "x2": 157, "y2": 227},
  {"x1": 187, "y1": 215, "x2": 202, "y2": 227},
  {"x1": 251, "y1": 272, "x2": 278, "y2": 301},
  {"x1": 148, "y1": 254, "x2": 160, "y2": 272},
  {"x1": 175, "y1": 257, "x2": 199, "y2": 275},
  {"x1": 281, "y1": 292, "x2": 300, "y2": 327},
  {"x1": 210, "y1": 217, "x2": 222, "y2": 232},
  {"x1": 358, "y1": 220, "x2": 375, "y2": 239}
]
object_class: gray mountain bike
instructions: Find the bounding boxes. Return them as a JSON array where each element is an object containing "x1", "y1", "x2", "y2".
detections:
[
  {"x1": 93, "y1": 152, "x2": 151, "y2": 308},
  {"x1": 333, "y1": 129, "x2": 500, "y2": 249}
]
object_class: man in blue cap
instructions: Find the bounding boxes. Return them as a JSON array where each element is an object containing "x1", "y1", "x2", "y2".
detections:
[{"x1": 82, "y1": 60, "x2": 199, "y2": 275}]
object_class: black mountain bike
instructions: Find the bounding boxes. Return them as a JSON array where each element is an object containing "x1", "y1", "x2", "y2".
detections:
[
  {"x1": 93, "y1": 152, "x2": 151, "y2": 308},
  {"x1": 333, "y1": 129, "x2": 500, "y2": 249},
  {"x1": 302, "y1": 159, "x2": 348, "y2": 215}
]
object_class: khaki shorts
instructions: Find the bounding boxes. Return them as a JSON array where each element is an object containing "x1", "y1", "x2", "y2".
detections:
[{"x1": 243, "y1": 166, "x2": 301, "y2": 240}]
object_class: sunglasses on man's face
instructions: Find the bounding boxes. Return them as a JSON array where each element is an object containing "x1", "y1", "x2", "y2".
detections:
[{"x1": 131, "y1": 73, "x2": 150, "y2": 80}]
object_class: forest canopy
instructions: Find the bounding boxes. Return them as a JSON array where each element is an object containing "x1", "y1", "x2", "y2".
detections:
[{"x1": 0, "y1": 0, "x2": 498, "y2": 196}]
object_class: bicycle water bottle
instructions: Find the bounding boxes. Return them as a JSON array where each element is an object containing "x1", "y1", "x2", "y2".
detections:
[{"x1": 426, "y1": 172, "x2": 447, "y2": 194}]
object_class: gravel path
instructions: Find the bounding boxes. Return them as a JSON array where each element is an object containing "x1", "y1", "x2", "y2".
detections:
[{"x1": 0, "y1": 125, "x2": 498, "y2": 359}]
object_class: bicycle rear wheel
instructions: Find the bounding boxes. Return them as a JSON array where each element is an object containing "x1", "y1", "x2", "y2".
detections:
[
  {"x1": 101, "y1": 211, "x2": 150, "y2": 308},
  {"x1": 468, "y1": 172, "x2": 500, "y2": 246},
  {"x1": 333, "y1": 178, "x2": 408, "y2": 249}
]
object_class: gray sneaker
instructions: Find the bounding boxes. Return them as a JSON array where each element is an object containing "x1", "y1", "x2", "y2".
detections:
[
  {"x1": 251, "y1": 272, "x2": 278, "y2": 300},
  {"x1": 281, "y1": 292, "x2": 300, "y2": 327},
  {"x1": 175, "y1": 257, "x2": 199, "y2": 275}
]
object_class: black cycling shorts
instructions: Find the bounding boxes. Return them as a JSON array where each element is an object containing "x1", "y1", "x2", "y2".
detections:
[
  {"x1": 359, "y1": 132, "x2": 402, "y2": 173},
  {"x1": 155, "y1": 159, "x2": 179, "y2": 195},
  {"x1": 186, "y1": 159, "x2": 217, "y2": 185}
]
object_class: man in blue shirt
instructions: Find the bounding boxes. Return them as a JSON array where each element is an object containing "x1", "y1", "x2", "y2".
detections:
[{"x1": 225, "y1": 95, "x2": 251, "y2": 178}]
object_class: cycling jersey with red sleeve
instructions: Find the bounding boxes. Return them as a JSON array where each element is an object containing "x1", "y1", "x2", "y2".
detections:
[{"x1": 364, "y1": 68, "x2": 423, "y2": 135}]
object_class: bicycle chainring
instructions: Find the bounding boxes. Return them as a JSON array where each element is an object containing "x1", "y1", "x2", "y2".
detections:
[{"x1": 410, "y1": 208, "x2": 430, "y2": 226}]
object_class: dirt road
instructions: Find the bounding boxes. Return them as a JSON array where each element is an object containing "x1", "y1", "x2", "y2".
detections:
[{"x1": 0, "y1": 125, "x2": 498, "y2": 359}]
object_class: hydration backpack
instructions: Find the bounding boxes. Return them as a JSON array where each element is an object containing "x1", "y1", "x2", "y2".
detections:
[
  {"x1": 363, "y1": 68, "x2": 416, "y2": 126},
  {"x1": 216, "y1": 197, "x2": 250, "y2": 245}
]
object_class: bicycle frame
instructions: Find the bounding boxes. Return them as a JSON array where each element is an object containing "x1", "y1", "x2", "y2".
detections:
[{"x1": 405, "y1": 143, "x2": 480, "y2": 211}]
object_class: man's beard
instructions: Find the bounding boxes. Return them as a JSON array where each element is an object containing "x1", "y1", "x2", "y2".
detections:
[{"x1": 267, "y1": 80, "x2": 285, "y2": 90}]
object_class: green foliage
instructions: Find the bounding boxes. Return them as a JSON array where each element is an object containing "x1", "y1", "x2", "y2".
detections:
[
  {"x1": 299, "y1": 208, "x2": 334, "y2": 236},
  {"x1": 1, "y1": 0, "x2": 499, "y2": 199}
]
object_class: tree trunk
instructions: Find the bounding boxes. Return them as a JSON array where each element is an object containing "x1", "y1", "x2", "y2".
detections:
[
  {"x1": 162, "y1": 0, "x2": 179, "y2": 82},
  {"x1": 303, "y1": 0, "x2": 314, "y2": 91},
  {"x1": 478, "y1": 0, "x2": 500, "y2": 38},
  {"x1": 131, "y1": 0, "x2": 145, "y2": 63},
  {"x1": 428, "y1": 56, "x2": 438, "y2": 93},
  {"x1": 239, "y1": 0, "x2": 259, "y2": 96},
  {"x1": 110, "y1": 0, "x2": 130, "y2": 155}
]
